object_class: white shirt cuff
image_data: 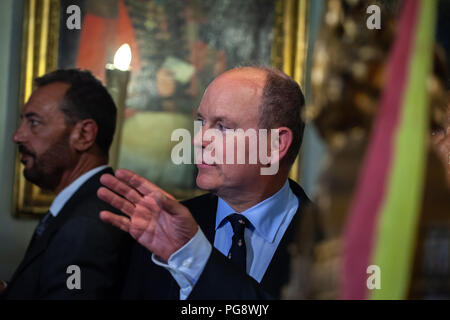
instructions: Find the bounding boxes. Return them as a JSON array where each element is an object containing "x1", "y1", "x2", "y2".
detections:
[{"x1": 151, "y1": 227, "x2": 212, "y2": 300}]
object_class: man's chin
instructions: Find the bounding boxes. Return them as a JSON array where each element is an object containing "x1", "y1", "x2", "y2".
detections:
[
  {"x1": 23, "y1": 169, "x2": 53, "y2": 191},
  {"x1": 195, "y1": 174, "x2": 218, "y2": 192},
  {"x1": 23, "y1": 169, "x2": 39, "y2": 184}
]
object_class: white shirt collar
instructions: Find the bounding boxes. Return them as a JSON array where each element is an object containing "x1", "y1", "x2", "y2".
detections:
[
  {"x1": 215, "y1": 180, "x2": 296, "y2": 243},
  {"x1": 49, "y1": 165, "x2": 108, "y2": 217}
]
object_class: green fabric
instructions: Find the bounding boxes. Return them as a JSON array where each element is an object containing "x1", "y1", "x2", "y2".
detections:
[{"x1": 370, "y1": 0, "x2": 437, "y2": 299}]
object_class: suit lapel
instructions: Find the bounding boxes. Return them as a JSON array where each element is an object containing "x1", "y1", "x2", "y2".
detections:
[
  {"x1": 185, "y1": 193, "x2": 218, "y2": 243},
  {"x1": 9, "y1": 167, "x2": 113, "y2": 284},
  {"x1": 259, "y1": 179, "x2": 311, "y2": 297}
]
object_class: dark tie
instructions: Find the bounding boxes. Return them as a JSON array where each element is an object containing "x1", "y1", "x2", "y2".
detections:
[{"x1": 226, "y1": 214, "x2": 249, "y2": 272}]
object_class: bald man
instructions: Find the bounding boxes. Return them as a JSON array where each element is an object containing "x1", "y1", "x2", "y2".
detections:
[{"x1": 98, "y1": 66, "x2": 314, "y2": 299}]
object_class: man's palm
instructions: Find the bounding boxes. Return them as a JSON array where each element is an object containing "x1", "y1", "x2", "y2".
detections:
[{"x1": 98, "y1": 169, "x2": 198, "y2": 262}]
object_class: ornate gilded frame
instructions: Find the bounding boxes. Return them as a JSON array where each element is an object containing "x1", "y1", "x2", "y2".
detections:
[{"x1": 14, "y1": 0, "x2": 60, "y2": 217}]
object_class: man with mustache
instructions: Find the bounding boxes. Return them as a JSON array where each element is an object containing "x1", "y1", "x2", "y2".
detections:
[
  {"x1": 1, "y1": 69, "x2": 131, "y2": 299},
  {"x1": 98, "y1": 66, "x2": 314, "y2": 299}
]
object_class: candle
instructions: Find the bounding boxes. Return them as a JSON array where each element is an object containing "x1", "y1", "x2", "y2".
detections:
[{"x1": 106, "y1": 44, "x2": 132, "y2": 169}]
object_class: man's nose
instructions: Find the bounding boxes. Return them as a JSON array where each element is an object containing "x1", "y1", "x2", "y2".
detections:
[
  {"x1": 193, "y1": 129, "x2": 208, "y2": 148},
  {"x1": 13, "y1": 124, "x2": 26, "y2": 144}
]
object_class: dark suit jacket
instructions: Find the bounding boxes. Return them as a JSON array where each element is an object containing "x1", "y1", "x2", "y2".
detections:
[
  {"x1": 122, "y1": 179, "x2": 313, "y2": 299},
  {"x1": 2, "y1": 168, "x2": 132, "y2": 300}
]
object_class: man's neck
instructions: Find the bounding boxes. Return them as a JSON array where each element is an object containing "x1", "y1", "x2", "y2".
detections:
[
  {"x1": 54, "y1": 156, "x2": 107, "y2": 194},
  {"x1": 218, "y1": 176, "x2": 288, "y2": 213}
]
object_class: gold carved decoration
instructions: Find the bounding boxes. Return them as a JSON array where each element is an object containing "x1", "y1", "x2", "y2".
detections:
[{"x1": 14, "y1": 0, "x2": 60, "y2": 217}]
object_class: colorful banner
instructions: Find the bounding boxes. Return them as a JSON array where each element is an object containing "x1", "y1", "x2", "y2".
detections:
[{"x1": 342, "y1": 0, "x2": 437, "y2": 299}]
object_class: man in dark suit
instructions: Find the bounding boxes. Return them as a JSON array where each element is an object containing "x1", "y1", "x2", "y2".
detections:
[
  {"x1": 98, "y1": 66, "x2": 313, "y2": 299},
  {"x1": 2, "y1": 69, "x2": 131, "y2": 299}
]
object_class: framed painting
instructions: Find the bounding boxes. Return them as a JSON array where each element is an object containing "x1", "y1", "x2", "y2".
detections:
[{"x1": 14, "y1": 0, "x2": 309, "y2": 217}]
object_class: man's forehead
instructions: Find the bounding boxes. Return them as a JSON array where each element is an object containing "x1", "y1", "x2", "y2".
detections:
[
  {"x1": 200, "y1": 85, "x2": 259, "y2": 120},
  {"x1": 203, "y1": 69, "x2": 265, "y2": 104},
  {"x1": 197, "y1": 68, "x2": 268, "y2": 124},
  {"x1": 23, "y1": 82, "x2": 69, "y2": 113},
  {"x1": 213, "y1": 67, "x2": 267, "y2": 89}
]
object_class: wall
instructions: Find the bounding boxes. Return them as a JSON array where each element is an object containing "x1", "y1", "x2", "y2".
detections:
[
  {"x1": 299, "y1": 0, "x2": 327, "y2": 198},
  {"x1": 0, "y1": 0, "x2": 37, "y2": 280}
]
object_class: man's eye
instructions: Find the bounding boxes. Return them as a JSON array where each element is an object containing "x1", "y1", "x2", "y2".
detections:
[
  {"x1": 29, "y1": 119, "x2": 39, "y2": 127},
  {"x1": 431, "y1": 124, "x2": 445, "y2": 137},
  {"x1": 197, "y1": 118, "x2": 206, "y2": 126},
  {"x1": 218, "y1": 123, "x2": 226, "y2": 131}
]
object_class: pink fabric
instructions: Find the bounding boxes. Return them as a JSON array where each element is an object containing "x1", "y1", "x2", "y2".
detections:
[{"x1": 341, "y1": 0, "x2": 420, "y2": 299}]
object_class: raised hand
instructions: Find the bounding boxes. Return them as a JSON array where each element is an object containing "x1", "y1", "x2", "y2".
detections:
[{"x1": 97, "y1": 169, "x2": 199, "y2": 262}]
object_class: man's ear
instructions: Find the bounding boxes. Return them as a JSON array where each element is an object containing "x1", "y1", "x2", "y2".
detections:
[
  {"x1": 70, "y1": 119, "x2": 98, "y2": 152},
  {"x1": 272, "y1": 126, "x2": 293, "y2": 164}
]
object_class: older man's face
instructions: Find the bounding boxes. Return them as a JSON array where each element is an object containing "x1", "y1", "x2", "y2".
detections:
[
  {"x1": 13, "y1": 82, "x2": 75, "y2": 191},
  {"x1": 193, "y1": 70, "x2": 268, "y2": 197}
]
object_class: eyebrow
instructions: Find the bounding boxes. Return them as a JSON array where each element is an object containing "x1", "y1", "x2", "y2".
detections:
[{"x1": 21, "y1": 112, "x2": 42, "y2": 120}]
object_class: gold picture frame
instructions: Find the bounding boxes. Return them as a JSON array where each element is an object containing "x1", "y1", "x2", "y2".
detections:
[
  {"x1": 272, "y1": 0, "x2": 310, "y2": 182},
  {"x1": 14, "y1": 0, "x2": 60, "y2": 217}
]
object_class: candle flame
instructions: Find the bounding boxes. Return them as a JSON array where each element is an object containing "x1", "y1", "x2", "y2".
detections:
[{"x1": 113, "y1": 44, "x2": 132, "y2": 71}]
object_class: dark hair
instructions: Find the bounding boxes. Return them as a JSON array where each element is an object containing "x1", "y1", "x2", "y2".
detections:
[
  {"x1": 257, "y1": 67, "x2": 306, "y2": 166},
  {"x1": 35, "y1": 69, "x2": 117, "y2": 155}
]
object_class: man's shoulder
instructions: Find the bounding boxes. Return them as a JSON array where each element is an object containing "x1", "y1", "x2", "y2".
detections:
[
  {"x1": 57, "y1": 167, "x2": 122, "y2": 221},
  {"x1": 288, "y1": 179, "x2": 312, "y2": 207},
  {"x1": 52, "y1": 169, "x2": 131, "y2": 248}
]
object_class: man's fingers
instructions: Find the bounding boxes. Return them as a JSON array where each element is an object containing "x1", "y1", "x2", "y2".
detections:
[
  {"x1": 116, "y1": 169, "x2": 176, "y2": 200},
  {"x1": 97, "y1": 187, "x2": 136, "y2": 217},
  {"x1": 140, "y1": 194, "x2": 162, "y2": 214},
  {"x1": 100, "y1": 211, "x2": 130, "y2": 233},
  {"x1": 100, "y1": 173, "x2": 143, "y2": 204},
  {"x1": 152, "y1": 191, "x2": 187, "y2": 216},
  {"x1": 115, "y1": 169, "x2": 157, "y2": 195}
]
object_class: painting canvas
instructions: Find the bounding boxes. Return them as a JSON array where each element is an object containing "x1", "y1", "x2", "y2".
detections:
[
  {"x1": 58, "y1": 0, "x2": 276, "y2": 199},
  {"x1": 15, "y1": 0, "x2": 278, "y2": 216}
]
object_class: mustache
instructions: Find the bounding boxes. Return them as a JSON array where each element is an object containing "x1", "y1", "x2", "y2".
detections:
[{"x1": 18, "y1": 144, "x2": 35, "y2": 157}]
